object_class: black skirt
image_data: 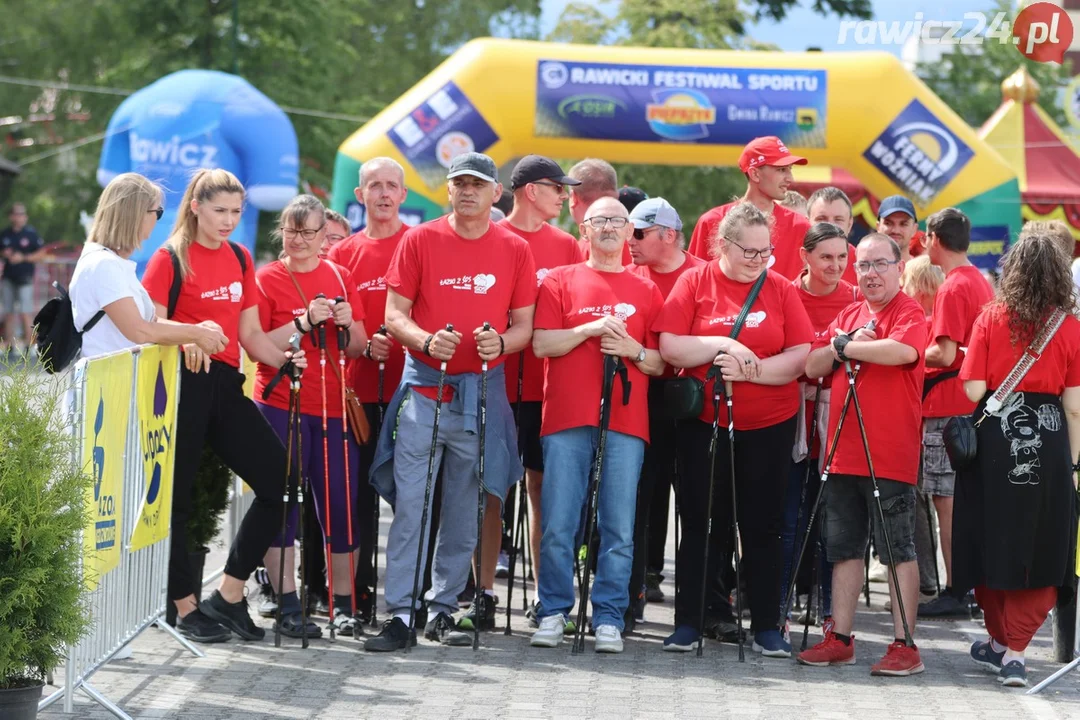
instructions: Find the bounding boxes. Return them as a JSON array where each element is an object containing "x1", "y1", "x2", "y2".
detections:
[{"x1": 952, "y1": 391, "x2": 1077, "y2": 594}]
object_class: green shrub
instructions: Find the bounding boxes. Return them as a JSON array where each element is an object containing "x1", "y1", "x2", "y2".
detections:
[
  {"x1": 0, "y1": 370, "x2": 91, "y2": 688},
  {"x1": 187, "y1": 445, "x2": 232, "y2": 552}
]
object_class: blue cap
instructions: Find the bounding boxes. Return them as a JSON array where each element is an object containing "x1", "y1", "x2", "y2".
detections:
[{"x1": 878, "y1": 195, "x2": 917, "y2": 222}]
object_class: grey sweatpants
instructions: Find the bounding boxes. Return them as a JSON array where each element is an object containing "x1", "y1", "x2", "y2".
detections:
[{"x1": 384, "y1": 389, "x2": 481, "y2": 621}]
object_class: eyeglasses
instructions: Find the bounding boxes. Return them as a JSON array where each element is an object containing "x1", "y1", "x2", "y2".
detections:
[
  {"x1": 632, "y1": 227, "x2": 661, "y2": 241},
  {"x1": 854, "y1": 259, "x2": 900, "y2": 275},
  {"x1": 281, "y1": 225, "x2": 325, "y2": 241},
  {"x1": 147, "y1": 207, "x2": 164, "y2": 220},
  {"x1": 325, "y1": 233, "x2": 347, "y2": 244},
  {"x1": 531, "y1": 181, "x2": 565, "y2": 194},
  {"x1": 726, "y1": 237, "x2": 774, "y2": 260},
  {"x1": 584, "y1": 216, "x2": 629, "y2": 229}
]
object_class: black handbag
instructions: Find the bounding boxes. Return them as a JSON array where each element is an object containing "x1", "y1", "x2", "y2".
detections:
[
  {"x1": 665, "y1": 270, "x2": 767, "y2": 420},
  {"x1": 943, "y1": 307, "x2": 1066, "y2": 471}
]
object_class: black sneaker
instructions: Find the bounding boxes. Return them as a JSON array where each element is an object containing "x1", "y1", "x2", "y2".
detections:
[
  {"x1": 458, "y1": 592, "x2": 496, "y2": 632},
  {"x1": 176, "y1": 609, "x2": 232, "y2": 644},
  {"x1": 424, "y1": 612, "x2": 472, "y2": 646},
  {"x1": 354, "y1": 588, "x2": 375, "y2": 626},
  {"x1": 201, "y1": 590, "x2": 266, "y2": 641},
  {"x1": 645, "y1": 572, "x2": 665, "y2": 603},
  {"x1": 363, "y1": 617, "x2": 416, "y2": 652},
  {"x1": 918, "y1": 592, "x2": 969, "y2": 618}
]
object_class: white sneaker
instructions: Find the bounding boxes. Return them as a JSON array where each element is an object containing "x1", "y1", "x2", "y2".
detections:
[
  {"x1": 868, "y1": 557, "x2": 888, "y2": 584},
  {"x1": 531, "y1": 615, "x2": 566, "y2": 648},
  {"x1": 594, "y1": 624, "x2": 624, "y2": 653}
]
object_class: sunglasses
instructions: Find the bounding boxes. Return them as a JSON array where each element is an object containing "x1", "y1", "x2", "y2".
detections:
[{"x1": 148, "y1": 207, "x2": 164, "y2": 220}]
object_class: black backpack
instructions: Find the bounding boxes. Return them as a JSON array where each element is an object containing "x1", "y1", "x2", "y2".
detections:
[
  {"x1": 33, "y1": 282, "x2": 105, "y2": 373},
  {"x1": 164, "y1": 241, "x2": 247, "y2": 318}
]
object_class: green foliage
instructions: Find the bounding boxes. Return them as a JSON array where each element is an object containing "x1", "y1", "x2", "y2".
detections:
[
  {"x1": 0, "y1": 368, "x2": 91, "y2": 687},
  {"x1": 916, "y1": 0, "x2": 1073, "y2": 129},
  {"x1": 187, "y1": 445, "x2": 232, "y2": 552}
]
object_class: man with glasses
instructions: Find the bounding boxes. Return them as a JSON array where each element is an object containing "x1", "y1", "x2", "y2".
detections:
[
  {"x1": 801, "y1": 233, "x2": 927, "y2": 676},
  {"x1": 530, "y1": 196, "x2": 665, "y2": 652},
  {"x1": 465, "y1": 155, "x2": 584, "y2": 632},
  {"x1": 1, "y1": 202, "x2": 46, "y2": 355},
  {"x1": 626, "y1": 198, "x2": 704, "y2": 622},
  {"x1": 687, "y1": 136, "x2": 809, "y2": 280}
]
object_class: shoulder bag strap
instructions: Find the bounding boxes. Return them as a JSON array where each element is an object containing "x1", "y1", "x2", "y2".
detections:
[
  {"x1": 729, "y1": 269, "x2": 768, "y2": 342},
  {"x1": 166, "y1": 247, "x2": 183, "y2": 319},
  {"x1": 984, "y1": 307, "x2": 1067, "y2": 416}
]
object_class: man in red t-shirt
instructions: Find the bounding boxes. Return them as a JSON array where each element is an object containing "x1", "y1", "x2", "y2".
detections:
[
  {"x1": 626, "y1": 197, "x2": 704, "y2": 616},
  {"x1": 877, "y1": 196, "x2": 919, "y2": 262},
  {"x1": 807, "y1": 187, "x2": 859, "y2": 286},
  {"x1": 529, "y1": 196, "x2": 665, "y2": 652},
  {"x1": 326, "y1": 156, "x2": 411, "y2": 621},
  {"x1": 364, "y1": 152, "x2": 538, "y2": 652},
  {"x1": 687, "y1": 136, "x2": 809, "y2": 280},
  {"x1": 918, "y1": 208, "x2": 995, "y2": 619},
  {"x1": 497, "y1": 155, "x2": 583, "y2": 617},
  {"x1": 801, "y1": 233, "x2": 928, "y2": 676},
  {"x1": 569, "y1": 158, "x2": 631, "y2": 265}
]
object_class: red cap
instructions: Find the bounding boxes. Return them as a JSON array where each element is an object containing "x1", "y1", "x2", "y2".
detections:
[{"x1": 738, "y1": 136, "x2": 808, "y2": 173}]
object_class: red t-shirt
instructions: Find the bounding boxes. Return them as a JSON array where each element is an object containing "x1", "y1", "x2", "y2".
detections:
[
  {"x1": 923, "y1": 265, "x2": 995, "y2": 418},
  {"x1": 497, "y1": 219, "x2": 584, "y2": 403},
  {"x1": 629, "y1": 253, "x2": 707, "y2": 379},
  {"x1": 652, "y1": 264, "x2": 814, "y2": 430},
  {"x1": 142, "y1": 241, "x2": 258, "y2": 368},
  {"x1": 252, "y1": 260, "x2": 363, "y2": 417},
  {"x1": 533, "y1": 264, "x2": 663, "y2": 442},
  {"x1": 960, "y1": 304, "x2": 1080, "y2": 394},
  {"x1": 579, "y1": 237, "x2": 632, "y2": 266},
  {"x1": 813, "y1": 292, "x2": 927, "y2": 485},
  {"x1": 326, "y1": 226, "x2": 410, "y2": 403},
  {"x1": 385, "y1": 216, "x2": 538, "y2": 377},
  {"x1": 687, "y1": 202, "x2": 810, "y2": 281}
]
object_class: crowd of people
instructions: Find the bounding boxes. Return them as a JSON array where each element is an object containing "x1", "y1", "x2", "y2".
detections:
[{"x1": 63, "y1": 134, "x2": 1080, "y2": 690}]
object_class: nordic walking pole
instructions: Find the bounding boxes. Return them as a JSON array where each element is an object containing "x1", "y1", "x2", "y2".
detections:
[
  {"x1": 505, "y1": 350, "x2": 525, "y2": 635},
  {"x1": 720, "y1": 374, "x2": 746, "y2": 663},
  {"x1": 274, "y1": 332, "x2": 303, "y2": 648},
  {"x1": 844, "y1": 357, "x2": 915, "y2": 647},
  {"x1": 296, "y1": 387, "x2": 310, "y2": 650},
  {"x1": 924, "y1": 494, "x2": 941, "y2": 596},
  {"x1": 407, "y1": 324, "x2": 453, "y2": 653},
  {"x1": 474, "y1": 321, "x2": 492, "y2": 651},
  {"x1": 802, "y1": 541, "x2": 818, "y2": 651},
  {"x1": 573, "y1": 355, "x2": 620, "y2": 655},
  {"x1": 334, "y1": 297, "x2": 358, "y2": 627},
  {"x1": 783, "y1": 379, "x2": 822, "y2": 633},
  {"x1": 314, "y1": 293, "x2": 337, "y2": 640},
  {"x1": 697, "y1": 359, "x2": 725, "y2": 657},
  {"x1": 372, "y1": 325, "x2": 387, "y2": 627}
]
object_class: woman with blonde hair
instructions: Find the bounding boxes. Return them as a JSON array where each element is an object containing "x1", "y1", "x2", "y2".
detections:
[
  {"x1": 69, "y1": 173, "x2": 227, "y2": 359},
  {"x1": 141, "y1": 168, "x2": 306, "y2": 645},
  {"x1": 900, "y1": 255, "x2": 945, "y2": 317}
]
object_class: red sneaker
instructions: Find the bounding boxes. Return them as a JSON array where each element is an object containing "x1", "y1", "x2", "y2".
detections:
[
  {"x1": 871, "y1": 641, "x2": 925, "y2": 676},
  {"x1": 797, "y1": 631, "x2": 856, "y2": 666}
]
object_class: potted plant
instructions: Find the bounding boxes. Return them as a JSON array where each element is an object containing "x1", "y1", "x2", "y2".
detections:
[
  {"x1": 0, "y1": 369, "x2": 91, "y2": 719},
  {"x1": 164, "y1": 445, "x2": 232, "y2": 627}
]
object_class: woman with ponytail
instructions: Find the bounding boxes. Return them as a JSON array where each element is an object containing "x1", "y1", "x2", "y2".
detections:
[{"x1": 141, "y1": 168, "x2": 307, "y2": 644}]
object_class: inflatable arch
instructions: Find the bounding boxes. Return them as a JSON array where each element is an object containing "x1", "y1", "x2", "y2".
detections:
[{"x1": 331, "y1": 38, "x2": 1021, "y2": 255}]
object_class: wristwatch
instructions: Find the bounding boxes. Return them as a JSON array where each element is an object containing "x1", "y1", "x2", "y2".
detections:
[{"x1": 635, "y1": 346, "x2": 646, "y2": 363}]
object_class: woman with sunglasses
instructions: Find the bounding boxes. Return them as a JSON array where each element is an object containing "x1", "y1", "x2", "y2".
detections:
[
  {"x1": 70, "y1": 173, "x2": 227, "y2": 359},
  {"x1": 253, "y1": 194, "x2": 367, "y2": 638},
  {"x1": 141, "y1": 168, "x2": 307, "y2": 644},
  {"x1": 654, "y1": 202, "x2": 814, "y2": 656}
]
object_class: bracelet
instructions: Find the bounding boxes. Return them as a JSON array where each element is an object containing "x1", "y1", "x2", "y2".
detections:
[
  {"x1": 423, "y1": 334, "x2": 434, "y2": 357},
  {"x1": 306, "y1": 310, "x2": 314, "y2": 330},
  {"x1": 498, "y1": 335, "x2": 505, "y2": 357}
]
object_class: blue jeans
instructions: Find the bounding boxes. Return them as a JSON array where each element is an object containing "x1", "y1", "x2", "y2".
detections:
[
  {"x1": 538, "y1": 426, "x2": 644, "y2": 631},
  {"x1": 780, "y1": 458, "x2": 833, "y2": 618}
]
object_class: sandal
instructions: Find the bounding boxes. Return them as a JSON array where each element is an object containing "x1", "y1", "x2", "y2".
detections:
[{"x1": 274, "y1": 612, "x2": 323, "y2": 639}]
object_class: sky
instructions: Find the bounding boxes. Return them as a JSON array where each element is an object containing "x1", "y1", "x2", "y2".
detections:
[{"x1": 538, "y1": 0, "x2": 1007, "y2": 55}]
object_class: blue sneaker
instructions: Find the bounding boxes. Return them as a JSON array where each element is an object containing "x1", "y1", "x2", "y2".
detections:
[
  {"x1": 663, "y1": 624, "x2": 700, "y2": 653},
  {"x1": 752, "y1": 629, "x2": 792, "y2": 658},
  {"x1": 998, "y1": 660, "x2": 1028, "y2": 688},
  {"x1": 970, "y1": 640, "x2": 1005, "y2": 673}
]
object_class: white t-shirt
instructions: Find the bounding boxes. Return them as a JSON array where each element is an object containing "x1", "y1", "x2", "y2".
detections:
[
  {"x1": 1072, "y1": 257, "x2": 1080, "y2": 295},
  {"x1": 70, "y1": 243, "x2": 155, "y2": 358}
]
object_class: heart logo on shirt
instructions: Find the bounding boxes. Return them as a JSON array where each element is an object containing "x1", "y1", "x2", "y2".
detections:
[
  {"x1": 745, "y1": 310, "x2": 767, "y2": 328},
  {"x1": 536, "y1": 268, "x2": 550, "y2": 286},
  {"x1": 228, "y1": 282, "x2": 243, "y2": 303},
  {"x1": 767, "y1": 254, "x2": 776, "y2": 269},
  {"x1": 614, "y1": 303, "x2": 637, "y2": 321},
  {"x1": 473, "y1": 273, "x2": 496, "y2": 294}
]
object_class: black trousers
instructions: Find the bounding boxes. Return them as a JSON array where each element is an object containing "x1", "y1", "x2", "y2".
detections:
[
  {"x1": 674, "y1": 414, "x2": 797, "y2": 633},
  {"x1": 352, "y1": 402, "x2": 383, "y2": 593},
  {"x1": 169, "y1": 362, "x2": 287, "y2": 601}
]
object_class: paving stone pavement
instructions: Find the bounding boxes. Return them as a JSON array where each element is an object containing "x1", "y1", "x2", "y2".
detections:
[{"x1": 39, "y1": 505, "x2": 1080, "y2": 720}]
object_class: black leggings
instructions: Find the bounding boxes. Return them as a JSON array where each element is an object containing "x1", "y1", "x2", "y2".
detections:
[
  {"x1": 674, "y1": 415, "x2": 797, "y2": 633},
  {"x1": 169, "y1": 362, "x2": 287, "y2": 601}
]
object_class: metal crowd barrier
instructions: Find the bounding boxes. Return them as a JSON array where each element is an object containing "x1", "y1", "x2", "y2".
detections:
[{"x1": 39, "y1": 345, "x2": 202, "y2": 720}]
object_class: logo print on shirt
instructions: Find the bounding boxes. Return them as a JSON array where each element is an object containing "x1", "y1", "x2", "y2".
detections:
[
  {"x1": 473, "y1": 273, "x2": 496, "y2": 295},
  {"x1": 228, "y1": 282, "x2": 243, "y2": 303},
  {"x1": 614, "y1": 303, "x2": 637, "y2": 321},
  {"x1": 536, "y1": 268, "x2": 550, "y2": 286},
  {"x1": 358, "y1": 276, "x2": 387, "y2": 292},
  {"x1": 767, "y1": 255, "x2": 776, "y2": 269},
  {"x1": 745, "y1": 311, "x2": 767, "y2": 328}
]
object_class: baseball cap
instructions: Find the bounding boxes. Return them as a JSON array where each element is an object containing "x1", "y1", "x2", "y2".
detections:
[
  {"x1": 510, "y1": 155, "x2": 581, "y2": 190},
  {"x1": 878, "y1": 195, "x2": 917, "y2": 221},
  {"x1": 738, "y1": 136, "x2": 808, "y2": 173},
  {"x1": 447, "y1": 152, "x2": 498, "y2": 183},
  {"x1": 618, "y1": 186, "x2": 649, "y2": 213},
  {"x1": 629, "y1": 197, "x2": 682, "y2": 232}
]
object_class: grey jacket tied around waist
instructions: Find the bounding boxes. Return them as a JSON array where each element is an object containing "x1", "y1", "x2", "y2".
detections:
[{"x1": 370, "y1": 352, "x2": 523, "y2": 510}]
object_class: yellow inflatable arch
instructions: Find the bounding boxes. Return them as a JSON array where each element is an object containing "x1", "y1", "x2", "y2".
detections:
[{"x1": 331, "y1": 38, "x2": 1021, "y2": 244}]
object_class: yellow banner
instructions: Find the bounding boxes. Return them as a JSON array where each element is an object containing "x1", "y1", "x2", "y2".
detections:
[
  {"x1": 130, "y1": 346, "x2": 180, "y2": 552},
  {"x1": 82, "y1": 352, "x2": 133, "y2": 592}
]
